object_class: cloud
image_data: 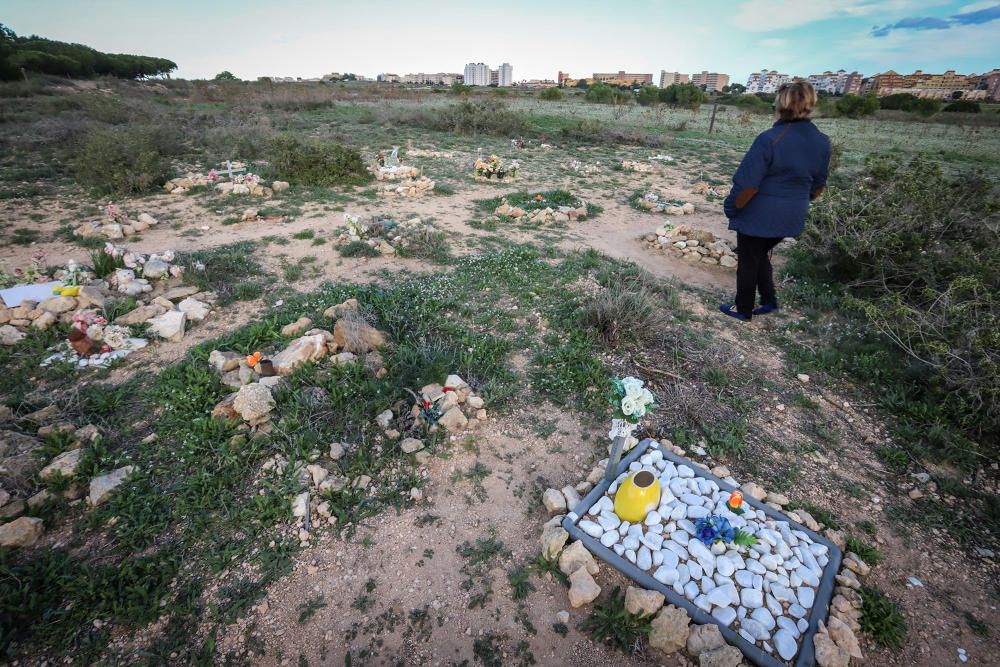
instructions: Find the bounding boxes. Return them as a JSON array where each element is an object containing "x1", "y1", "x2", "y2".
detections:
[
  {"x1": 951, "y1": 3, "x2": 1000, "y2": 23},
  {"x1": 871, "y1": 15, "x2": 951, "y2": 36},
  {"x1": 732, "y1": 0, "x2": 947, "y2": 31}
]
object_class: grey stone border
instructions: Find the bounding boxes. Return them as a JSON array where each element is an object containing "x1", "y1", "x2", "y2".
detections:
[{"x1": 563, "y1": 438, "x2": 843, "y2": 667}]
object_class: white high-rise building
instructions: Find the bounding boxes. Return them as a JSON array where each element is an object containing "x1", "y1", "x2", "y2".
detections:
[
  {"x1": 499, "y1": 63, "x2": 513, "y2": 87},
  {"x1": 464, "y1": 62, "x2": 491, "y2": 86},
  {"x1": 745, "y1": 69, "x2": 792, "y2": 94}
]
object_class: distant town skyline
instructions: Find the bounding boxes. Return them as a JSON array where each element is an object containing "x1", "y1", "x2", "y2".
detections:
[{"x1": 3, "y1": 0, "x2": 998, "y2": 82}]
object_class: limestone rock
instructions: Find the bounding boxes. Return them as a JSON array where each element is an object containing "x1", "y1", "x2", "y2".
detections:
[
  {"x1": 177, "y1": 298, "x2": 211, "y2": 321},
  {"x1": 233, "y1": 383, "x2": 274, "y2": 422},
  {"x1": 209, "y1": 350, "x2": 242, "y2": 373},
  {"x1": 0, "y1": 431, "x2": 42, "y2": 486},
  {"x1": 559, "y1": 540, "x2": 599, "y2": 576},
  {"x1": 142, "y1": 259, "x2": 170, "y2": 279},
  {"x1": 40, "y1": 448, "x2": 82, "y2": 480},
  {"x1": 827, "y1": 615, "x2": 863, "y2": 658},
  {"x1": 89, "y1": 466, "x2": 135, "y2": 506},
  {"x1": 324, "y1": 298, "x2": 359, "y2": 319},
  {"x1": 270, "y1": 334, "x2": 328, "y2": 375},
  {"x1": 540, "y1": 516, "x2": 568, "y2": 558},
  {"x1": 814, "y1": 626, "x2": 850, "y2": 667},
  {"x1": 0, "y1": 516, "x2": 44, "y2": 547},
  {"x1": 740, "y1": 482, "x2": 766, "y2": 501},
  {"x1": 147, "y1": 310, "x2": 186, "y2": 342},
  {"x1": 648, "y1": 604, "x2": 690, "y2": 655},
  {"x1": 281, "y1": 317, "x2": 313, "y2": 337},
  {"x1": 39, "y1": 296, "x2": 78, "y2": 314},
  {"x1": 272, "y1": 180, "x2": 290, "y2": 192},
  {"x1": 116, "y1": 304, "x2": 167, "y2": 326},
  {"x1": 437, "y1": 407, "x2": 467, "y2": 431},
  {"x1": 624, "y1": 586, "x2": 665, "y2": 616},
  {"x1": 687, "y1": 623, "x2": 726, "y2": 655},
  {"x1": 542, "y1": 488, "x2": 567, "y2": 515},
  {"x1": 567, "y1": 567, "x2": 601, "y2": 608},
  {"x1": 32, "y1": 312, "x2": 57, "y2": 330},
  {"x1": 400, "y1": 437, "x2": 424, "y2": 454},
  {"x1": 698, "y1": 645, "x2": 743, "y2": 667},
  {"x1": 0, "y1": 325, "x2": 25, "y2": 346},
  {"x1": 333, "y1": 317, "x2": 385, "y2": 354},
  {"x1": 329, "y1": 442, "x2": 346, "y2": 460}
]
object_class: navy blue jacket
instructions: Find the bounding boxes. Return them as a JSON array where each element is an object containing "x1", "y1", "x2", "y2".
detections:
[{"x1": 723, "y1": 119, "x2": 831, "y2": 238}]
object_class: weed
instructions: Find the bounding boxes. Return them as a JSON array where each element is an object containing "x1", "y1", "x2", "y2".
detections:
[
  {"x1": 845, "y1": 536, "x2": 882, "y2": 565},
  {"x1": 339, "y1": 240, "x2": 380, "y2": 258},
  {"x1": 297, "y1": 597, "x2": 327, "y2": 624},
  {"x1": 876, "y1": 446, "x2": 909, "y2": 472},
  {"x1": 578, "y1": 587, "x2": 652, "y2": 654},
  {"x1": 267, "y1": 136, "x2": 370, "y2": 187},
  {"x1": 702, "y1": 366, "x2": 729, "y2": 387},
  {"x1": 552, "y1": 622, "x2": 568, "y2": 637},
  {"x1": 507, "y1": 566, "x2": 535, "y2": 601},
  {"x1": 179, "y1": 241, "x2": 268, "y2": 305},
  {"x1": 859, "y1": 586, "x2": 906, "y2": 649},
  {"x1": 582, "y1": 280, "x2": 665, "y2": 346},
  {"x1": 529, "y1": 552, "x2": 568, "y2": 586}
]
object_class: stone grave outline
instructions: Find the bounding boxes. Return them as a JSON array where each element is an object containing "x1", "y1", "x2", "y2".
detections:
[{"x1": 563, "y1": 438, "x2": 842, "y2": 667}]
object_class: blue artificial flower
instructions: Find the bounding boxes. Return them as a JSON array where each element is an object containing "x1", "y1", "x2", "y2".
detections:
[{"x1": 695, "y1": 515, "x2": 737, "y2": 545}]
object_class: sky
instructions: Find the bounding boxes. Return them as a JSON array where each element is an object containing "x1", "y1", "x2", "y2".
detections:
[{"x1": 3, "y1": 0, "x2": 999, "y2": 82}]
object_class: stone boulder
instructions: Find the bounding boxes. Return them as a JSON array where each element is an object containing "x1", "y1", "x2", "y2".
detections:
[
  {"x1": 209, "y1": 350, "x2": 242, "y2": 373},
  {"x1": 687, "y1": 623, "x2": 726, "y2": 655},
  {"x1": 281, "y1": 317, "x2": 313, "y2": 337},
  {"x1": 233, "y1": 383, "x2": 274, "y2": 422},
  {"x1": 698, "y1": 645, "x2": 743, "y2": 667},
  {"x1": 271, "y1": 334, "x2": 328, "y2": 376},
  {"x1": 0, "y1": 431, "x2": 42, "y2": 486},
  {"x1": 0, "y1": 325, "x2": 25, "y2": 346},
  {"x1": 142, "y1": 259, "x2": 170, "y2": 279},
  {"x1": 177, "y1": 298, "x2": 211, "y2": 321},
  {"x1": 567, "y1": 567, "x2": 601, "y2": 608},
  {"x1": 323, "y1": 298, "x2": 358, "y2": 319},
  {"x1": 211, "y1": 392, "x2": 239, "y2": 420},
  {"x1": 648, "y1": 604, "x2": 690, "y2": 655},
  {"x1": 147, "y1": 310, "x2": 187, "y2": 342},
  {"x1": 559, "y1": 540, "x2": 599, "y2": 576},
  {"x1": 40, "y1": 448, "x2": 82, "y2": 480},
  {"x1": 543, "y1": 488, "x2": 567, "y2": 515},
  {"x1": 540, "y1": 516, "x2": 568, "y2": 559},
  {"x1": 38, "y1": 296, "x2": 79, "y2": 314},
  {"x1": 89, "y1": 466, "x2": 136, "y2": 507},
  {"x1": 437, "y1": 407, "x2": 467, "y2": 432},
  {"x1": 116, "y1": 304, "x2": 167, "y2": 326},
  {"x1": 624, "y1": 586, "x2": 665, "y2": 616},
  {"x1": 0, "y1": 516, "x2": 44, "y2": 547}
]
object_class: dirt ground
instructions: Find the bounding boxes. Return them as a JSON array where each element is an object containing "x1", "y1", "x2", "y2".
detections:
[{"x1": 4, "y1": 147, "x2": 998, "y2": 667}]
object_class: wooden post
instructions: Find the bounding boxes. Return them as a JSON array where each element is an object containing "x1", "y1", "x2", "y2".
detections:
[{"x1": 708, "y1": 101, "x2": 719, "y2": 134}]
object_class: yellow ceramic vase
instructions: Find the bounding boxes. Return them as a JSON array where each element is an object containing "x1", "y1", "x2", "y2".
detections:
[{"x1": 614, "y1": 470, "x2": 661, "y2": 523}]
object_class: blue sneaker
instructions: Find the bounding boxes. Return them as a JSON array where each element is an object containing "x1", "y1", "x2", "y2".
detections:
[
  {"x1": 753, "y1": 303, "x2": 779, "y2": 316},
  {"x1": 719, "y1": 304, "x2": 750, "y2": 321}
]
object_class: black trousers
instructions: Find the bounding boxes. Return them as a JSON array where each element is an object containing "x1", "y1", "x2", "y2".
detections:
[{"x1": 735, "y1": 233, "x2": 783, "y2": 318}]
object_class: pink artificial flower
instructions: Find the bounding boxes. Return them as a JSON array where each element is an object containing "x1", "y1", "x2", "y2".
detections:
[{"x1": 208, "y1": 169, "x2": 218, "y2": 181}]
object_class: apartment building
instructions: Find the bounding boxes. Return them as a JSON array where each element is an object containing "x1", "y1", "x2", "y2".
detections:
[
  {"x1": 499, "y1": 63, "x2": 513, "y2": 87},
  {"x1": 659, "y1": 71, "x2": 690, "y2": 87},
  {"x1": 806, "y1": 70, "x2": 863, "y2": 95},
  {"x1": 745, "y1": 70, "x2": 791, "y2": 94},
  {"x1": 690, "y1": 71, "x2": 729, "y2": 92},
  {"x1": 978, "y1": 69, "x2": 1000, "y2": 101},
  {"x1": 862, "y1": 69, "x2": 989, "y2": 99},
  {"x1": 463, "y1": 62, "x2": 491, "y2": 86},
  {"x1": 593, "y1": 70, "x2": 654, "y2": 85},
  {"x1": 377, "y1": 73, "x2": 400, "y2": 83}
]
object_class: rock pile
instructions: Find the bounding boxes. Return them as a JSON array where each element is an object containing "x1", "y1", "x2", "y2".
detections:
[
  {"x1": 210, "y1": 299, "x2": 388, "y2": 433},
  {"x1": 692, "y1": 181, "x2": 732, "y2": 198},
  {"x1": 632, "y1": 193, "x2": 696, "y2": 215},
  {"x1": 162, "y1": 170, "x2": 285, "y2": 197},
  {"x1": 0, "y1": 420, "x2": 136, "y2": 548},
  {"x1": 494, "y1": 200, "x2": 589, "y2": 224},
  {"x1": 334, "y1": 215, "x2": 436, "y2": 256},
  {"x1": 74, "y1": 212, "x2": 161, "y2": 240},
  {"x1": 622, "y1": 160, "x2": 655, "y2": 173},
  {"x1": 643, "y1": 224, "x2": 738, "y2": 269},
  {"x1": 372, "y1": 165, "x2": 421, "y2": 181},
  {"x1": 377, "y1": 175, "x2": 435, "y2": 197}
]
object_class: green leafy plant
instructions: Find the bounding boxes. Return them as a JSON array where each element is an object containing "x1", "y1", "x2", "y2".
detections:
[
  {"x1": 267, "y1": 136, "x2": 370, "y2": 187},
  {"x1": 577, "y1": 587, "x2": 653, "y2": 653},
  {"x1": 860, "y1": 586, "x2": 906, "y2": 649},
  {"x1": 845, "y1": 536, "x2": 882, "y2": 565},
  {"x1": 338, "y1": 240, "x2": 380, "y2": 258}
]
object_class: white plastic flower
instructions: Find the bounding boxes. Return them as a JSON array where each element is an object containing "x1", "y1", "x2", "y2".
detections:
[
  {"x1": 621, "y1": 396, "x2": 637, "y2": 416},
  {"x1": 640, "y1": 388, "x2": 655, "y2": 405}
]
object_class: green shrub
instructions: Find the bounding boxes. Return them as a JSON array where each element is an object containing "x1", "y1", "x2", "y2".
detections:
[
  {"x1": 659, "y1": 83, "x2": 705, "y2": 110},
  {"x1": 585, "y1": 83, "x2": 631, "y2": 105},
  {"x1": 789, "y1": 156, "x2": 1000, "y2": 457},
  {"x1": 835, "y1": 94, "x2": 879, "y2": 117},
  {"x1": 943, "y1": 99, "x2": 981, "y2": 113},
  {"x1": 267, "y1": 136, "x2": 370, "y2": 187},
  {"x1": 582, "y1": 281, "x2": 665, "y2": 346},
  {"x1": 577, "y1": 587, "x2": 653, "y2": 653},
  {"x1": 339, "y1": 240, "x2": 380, "y2": 257},
  {"x1": 539, "y1": 87, "x2": 562, "y2": 101},
  {"x1": 434, "y1": 101, "x2": 527, "y2": 136},
  {"x1": 72, "y1": 126, "x2": 177, "y2": 195},
  {"x1": 860, "y1": 586, "x2": 906, "y2": 649},
  {"x1": 559, "y1": 119, "x2": 667, "y2": 147}
]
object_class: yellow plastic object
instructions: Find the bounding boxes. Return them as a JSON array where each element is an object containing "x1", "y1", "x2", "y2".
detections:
[
  {"x1": 52, "y1": 286, "x2": 81, "y2": 297},
  {"x1": 613, "y1": 470, "x2": 661, "y2": 523}
]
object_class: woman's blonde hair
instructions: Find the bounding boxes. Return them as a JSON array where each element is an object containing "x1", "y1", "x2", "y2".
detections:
[{"x1": 775, "y1": 81, "x2": 817, "y2": 120}]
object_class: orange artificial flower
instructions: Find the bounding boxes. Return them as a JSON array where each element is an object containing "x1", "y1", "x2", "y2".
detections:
[
  {"x1": 534, "y1": 194, "x2": 543, "y2": 201},
  {"x1": 728, "y1": 490, "x2": 743, "y2": 510},
  {"x1": 246, "y1": 351, "x2": 262, "y2": 367}
]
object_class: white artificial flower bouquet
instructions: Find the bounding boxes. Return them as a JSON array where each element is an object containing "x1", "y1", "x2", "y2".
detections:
[{"x1": 608, "y1": 376, "x2": 656, "y2": 424}]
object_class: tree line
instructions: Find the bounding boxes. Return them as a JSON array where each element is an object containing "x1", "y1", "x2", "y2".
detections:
[{"x1": 0, "y1": 23, "x2": 176, "y2": 81}]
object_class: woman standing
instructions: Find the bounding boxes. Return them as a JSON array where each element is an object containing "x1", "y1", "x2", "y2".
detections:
[{"x1": 720, "y1": 81, "x2": 831, "y2": 321}]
